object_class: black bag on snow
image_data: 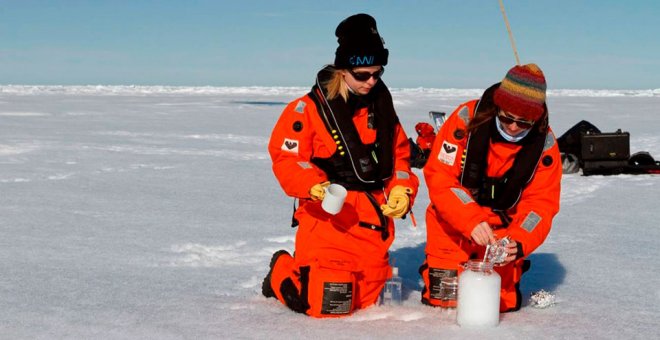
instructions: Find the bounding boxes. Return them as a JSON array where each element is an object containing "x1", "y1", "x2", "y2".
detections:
[{"x1": 558, "y1": 120, "x2": 660, "y2": 175}]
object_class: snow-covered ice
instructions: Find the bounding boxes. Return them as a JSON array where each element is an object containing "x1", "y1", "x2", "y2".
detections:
[{"x1": 1, "y1": 85, "x2": 658, "y2": 339}]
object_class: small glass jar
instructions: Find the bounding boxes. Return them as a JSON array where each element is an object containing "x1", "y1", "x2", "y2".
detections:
[{"x1": 456, "y1": 260, "x2": 501, "y2": 327}]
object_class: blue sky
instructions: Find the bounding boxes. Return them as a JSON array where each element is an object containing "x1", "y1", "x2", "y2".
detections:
[{"x1": 1, "y1": 0, "x2": 659, "y2": 89}]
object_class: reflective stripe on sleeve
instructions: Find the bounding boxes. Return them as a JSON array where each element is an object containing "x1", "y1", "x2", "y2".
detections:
[
  {"x1": 458, "y1": 106, "x2": 470, "y2": 124},
  {"x1": 297, "y1": 161, "x2": 312, "y2": 169},
  {"x1": 451, "y1": 187, "x2": 474, "y2": 204},
  {"x1": 396, "y1": 170, "x2": 410, "y2": 179},
  {"x1": 521, "y1": 211, "x2": 542, "y2": 233},
  {"x1": 543, "y1": 131, "x2": 556, "y2": 151},
  {"x1": 294, "y1": 100, "x2": 306, "y2": 113}
]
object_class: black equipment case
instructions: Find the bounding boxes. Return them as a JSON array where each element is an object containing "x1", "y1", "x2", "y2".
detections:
[
  {"x1": 580, "y1": 130, "x2": 630, "y2": 175},
  {"x1": 547, "y1": 120, "x2": 659, "y2": 175},
  {"x1": 580, "y1": 130, "x2": 630, "y2": 161}
]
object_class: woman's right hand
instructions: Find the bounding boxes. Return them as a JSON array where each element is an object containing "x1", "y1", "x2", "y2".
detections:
[
  {"x1": 309, "y1": 181, "x2": 331, "y2": 201},
  {"x1": 470, "y1": 221, "x2": 496, "y2": 246}
]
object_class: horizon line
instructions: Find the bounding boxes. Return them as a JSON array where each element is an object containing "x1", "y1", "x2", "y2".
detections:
[{"x1": 2, "y1": 84, "x2": 659, "y2": 92}]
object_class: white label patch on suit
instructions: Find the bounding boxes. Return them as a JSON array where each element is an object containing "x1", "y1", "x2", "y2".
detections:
[
  {"x1": 438, "y1": 141, "x2": 458, "y2": 165},
  {"x1": 281, "y1": 138, "x2": 299, "y2": 153}
]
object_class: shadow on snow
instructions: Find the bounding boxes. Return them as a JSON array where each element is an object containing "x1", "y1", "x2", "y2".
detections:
[{"x1": 390, "y1": 243, "x2": 566, "y2": 302}]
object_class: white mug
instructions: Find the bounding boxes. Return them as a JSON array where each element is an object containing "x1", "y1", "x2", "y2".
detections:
[{"x1": 321, "y1": 184, "x2": 347, "y2": 215}]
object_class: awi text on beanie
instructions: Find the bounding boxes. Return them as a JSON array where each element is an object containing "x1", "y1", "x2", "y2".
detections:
[{"x1": 334, "y1": 13, "x2": 388, "y2": 69}]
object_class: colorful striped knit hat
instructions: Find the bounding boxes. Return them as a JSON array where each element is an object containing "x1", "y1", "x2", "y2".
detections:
[{"x1": 493, "y1": 63, "x2": 547, "y2": 121}]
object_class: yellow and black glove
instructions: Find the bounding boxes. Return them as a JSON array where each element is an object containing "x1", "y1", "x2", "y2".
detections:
[
  {"x1": 380, "y1": 186, "x2": 413, "y2": 218},
  {"x1": 309, "y1": 181, "x2": 331, "y2": 201}
]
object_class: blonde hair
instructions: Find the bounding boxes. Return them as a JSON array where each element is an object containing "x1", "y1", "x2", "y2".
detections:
[{"x1": 324, "y1": 69, "x2": 349, "y2": 102}]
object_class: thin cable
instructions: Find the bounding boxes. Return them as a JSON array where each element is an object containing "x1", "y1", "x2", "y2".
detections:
[{"x1": 499, "y1": 0, "x2": 521, "y2": 65}]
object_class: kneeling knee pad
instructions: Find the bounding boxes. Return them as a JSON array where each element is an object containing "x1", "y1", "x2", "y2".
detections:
[
  {"x1": 420, "y1": 261, "x2": 458, "y2": 307},
  {"x1": 305, "y1": 259, "x2": 357, "y2": 317}
]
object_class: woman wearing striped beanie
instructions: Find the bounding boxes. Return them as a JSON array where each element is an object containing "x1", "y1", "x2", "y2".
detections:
[{"x1": 419, "y1": 64, "x2": 563, "y2": 313}]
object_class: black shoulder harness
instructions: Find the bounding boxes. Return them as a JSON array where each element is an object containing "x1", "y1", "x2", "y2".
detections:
[
  {"x1": 461, "y1": 84, "x2": 548, "y2": 220},
  {"x1": 308, "y1": 66, "x2": 397, "y2": 191}
]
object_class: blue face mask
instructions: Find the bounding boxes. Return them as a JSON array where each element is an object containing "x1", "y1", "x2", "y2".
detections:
[{"x1": 495, "y1": 116, "x2": 530, "y2": 142}]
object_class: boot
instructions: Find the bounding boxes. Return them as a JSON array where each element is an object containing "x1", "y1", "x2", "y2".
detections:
[{"x1": 261, "y1": 250, "x2": 291, "y2": 298}]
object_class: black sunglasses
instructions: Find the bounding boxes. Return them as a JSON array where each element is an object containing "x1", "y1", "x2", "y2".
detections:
[
  {"x1": 498, "y1": 111, "x2": 535, "y2": 129},
  {"x1": 348, "y1": 67, "x2": 385, "y2": 82}
]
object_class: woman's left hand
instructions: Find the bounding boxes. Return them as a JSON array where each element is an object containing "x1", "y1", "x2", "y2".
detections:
[{"x1": 498, "y1": 239, "x2": 519, "y2": 266}]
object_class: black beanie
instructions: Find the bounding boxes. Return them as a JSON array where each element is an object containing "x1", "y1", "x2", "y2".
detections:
[{"x1": 334, "y1": 13, "x2": 389, "y2": 69}]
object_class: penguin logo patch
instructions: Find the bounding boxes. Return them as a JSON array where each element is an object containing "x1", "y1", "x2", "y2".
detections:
[
  {"x1": 281, "y1": 138, "x2": 299, "y2": 153},
  {"x1": 438, "y1": 141, "x2": 458, "y2": 165}
]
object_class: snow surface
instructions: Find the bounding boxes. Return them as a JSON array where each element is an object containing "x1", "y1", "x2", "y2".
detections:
[{"x1": 1, "y1": 85, "x2": 659, "y2": 339}]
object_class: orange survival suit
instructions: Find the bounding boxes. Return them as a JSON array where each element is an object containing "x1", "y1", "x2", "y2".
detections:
[
  {"x1": 420, "y1": 87, "x2": 562, "y2": 312},
  {"x1": 266, "y1": 67, "x2": 419, "y2": 317}
]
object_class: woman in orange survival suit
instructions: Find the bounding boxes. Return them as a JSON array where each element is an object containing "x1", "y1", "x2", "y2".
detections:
[
  {"x1": 420, "y1": 64, "x2": 562, "y2": 312},
  {"x1": 262, "y1": 14, "x2": 418, "y2": 317}
]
